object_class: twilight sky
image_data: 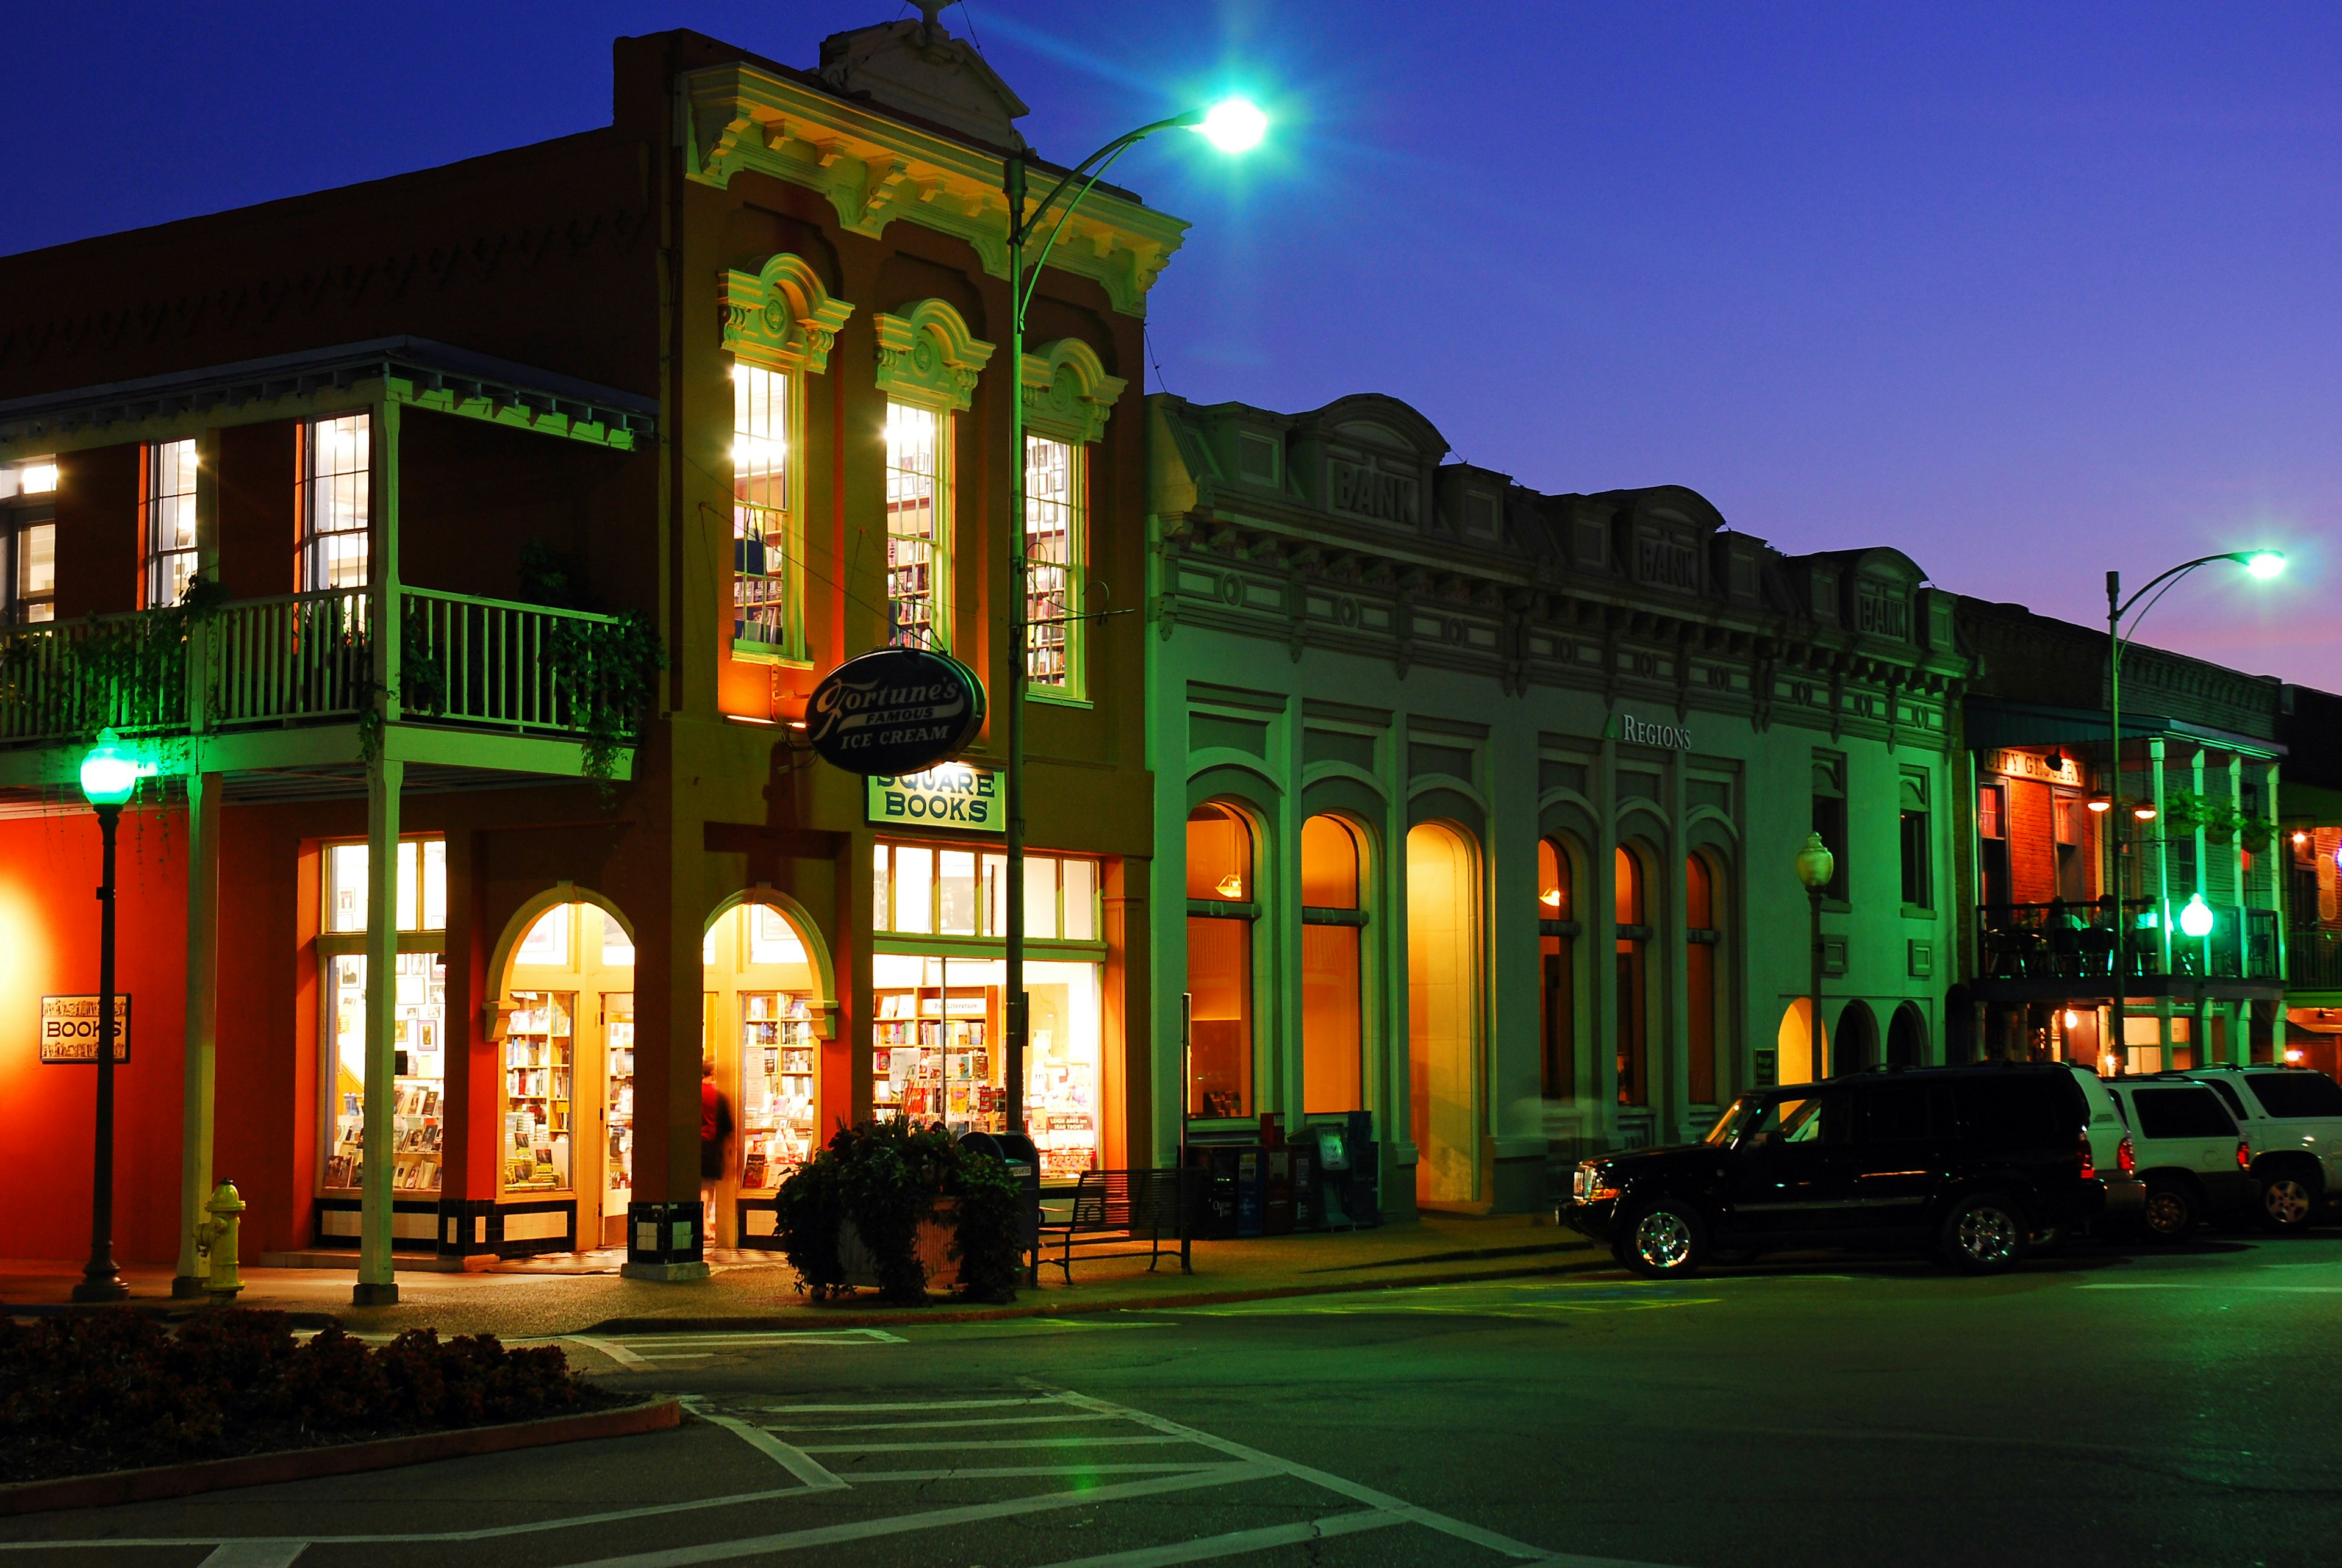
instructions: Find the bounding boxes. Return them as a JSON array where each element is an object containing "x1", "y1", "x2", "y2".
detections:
[{"x1": 4, "y1": 2, "x2": 2336, "y2": 687}]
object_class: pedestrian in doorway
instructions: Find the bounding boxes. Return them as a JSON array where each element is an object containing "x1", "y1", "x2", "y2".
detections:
[{"x1": 701, "y1": 1057, "x2": 733, "y2": 1244}]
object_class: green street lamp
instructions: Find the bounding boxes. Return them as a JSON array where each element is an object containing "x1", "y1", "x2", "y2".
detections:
[
  {"x1": 2105, "y1": 550, "x2": 2285, "y2": 1067},
  {"x1": 1795, "y1": 832, "x2": 1835, "y2": 1080},
  {"x1": 72, "y1": 729, "x2": 144, "y2": 1303},
  {"x1": 1000, "y1": 97, "x2": 1267, "y2": 1135}
]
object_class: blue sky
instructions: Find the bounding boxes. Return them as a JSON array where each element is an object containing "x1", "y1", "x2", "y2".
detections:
[{"x1": 5, "y1": 2, "x2": 2336, "y2": 686}]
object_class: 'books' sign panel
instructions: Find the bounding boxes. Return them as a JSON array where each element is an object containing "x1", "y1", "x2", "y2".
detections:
[{"x1": 40, "y1": 995, "x2": 131, "y2": 1064}]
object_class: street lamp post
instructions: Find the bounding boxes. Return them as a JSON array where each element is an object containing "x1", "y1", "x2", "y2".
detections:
[
  {"x1": 1796, "y1": 832, "x2": 1835, "y2": 1081},
  {"x1": 999, "y1": 98, "x2": 1266, "y2": 1134},
  {"x1": 2104, "y1": 550, "x2": 2284, "y2": 1069},
  {"x1": 73, "y1": 729, "x2": 142, "y2": 1303}
]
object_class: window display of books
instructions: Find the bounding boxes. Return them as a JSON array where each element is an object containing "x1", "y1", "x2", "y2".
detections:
[
  {"x1": 872, "y1": 987, "x2": 992, "y2": 1132},
  {"x1": 739, "y1": 992, "x2": 816, "y2": 1190},
  {"x1": 504, "y1": 990, "x2": 573, "y2": 1191},
  {"x1": 606, "y1": 993, "x2": 634, "y2": 1201},
  {"x1": 324, "y1": 951, "x2": 446, "y2": 1194}
]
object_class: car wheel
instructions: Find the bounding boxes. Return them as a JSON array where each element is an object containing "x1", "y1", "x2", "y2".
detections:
[
  {"x1": 2141, "y1": 1181, "x2": 2197, "y2": 1242},
  {"x1": 2261, "y1": 1173, "x2": 2318, "y2": 1231},
  {"x1": 1941, "y1": 1193, "x2": 2027, "y2": 1275},
  {"x1": 1619, "y1": 1199, "x2": 1704, "y2": 1280}
]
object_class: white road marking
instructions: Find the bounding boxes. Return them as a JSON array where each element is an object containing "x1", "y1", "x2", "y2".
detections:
[
  {"x1": 754, "y1": 1395, "x2": 1061, "y2": 1415},
  {"x1": 1053, "y1": 1391, "x2": 1666, "y2": 1566},
  {"x1": 198, "y1": 1545, "x2": 307, "y2": 1568},
  {"x1": 776, "y1": 1411, "x2": 1117, "y2": 1433},
  {"x1": 848, "y1": 1462, "x2": 1256, "y2": 1483},
  {"x1": 795, "y1": 1434, "x2": 1189, "y2": 1454},
  {"x1": 1028, "y1": 1508, "x2": 1405, "y2": 1568},
  {"x1": 2080, "y1": 1282, "x2": 2342, "y2": 1292},
  {"x1": 552, "y1": 1465, "x2": 1278, "y2": 1568},
  {"x1": 681, "y1": 1397, "x2": 848, "y2": 1492},
  {"x1": 562, "y1": 1335, "x2": 654, "y2": 1370}
]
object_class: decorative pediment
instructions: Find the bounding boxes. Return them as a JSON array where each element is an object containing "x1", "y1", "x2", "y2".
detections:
[
  {"x1": 1021, "y1": 338, "x2": 1125, "y2": 445},
  {"x1": 719, "y1": 254, "x2": 856, "y2": 375},
  {"x1": 873, "y1": 299, "x2": 995, "y2": 411},
  {"x1": 679, "y1": 63, "x2": 1189, "y2": 318}
]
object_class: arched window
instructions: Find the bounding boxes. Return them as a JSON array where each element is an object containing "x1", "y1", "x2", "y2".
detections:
[
  {"x1": 1300, "y1": 815, "x2": 1365, "y2": 1114},
  {"x1": 1186, "y1": 804, "x2": 1255, "y2": 1119},
  {"x1": 1614, "y1": 847, "x2": 1649, "y2": 1107},
  {"x1": 1408, "y1": 822, "x2": 1481, "y2": 1204},
  {"x1": 1538, "y1": 839, "x2": 1578, "y2": 1100},
  {"x1": 1685, "y1": 853, "x2": 1719, "y2": 1106}
]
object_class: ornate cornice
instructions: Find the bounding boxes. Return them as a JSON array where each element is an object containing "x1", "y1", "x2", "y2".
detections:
[
  {"x1": 718, "y1": 253, "x2": 856, "y2": 375},
  {"x1": 1022, "y1": 337, "x2": 1125, "y2": 445},
  {"x1": 873, "y1": 298, "x2": 994, "y2": 411},
  {"x1": 681, "y1": 63, "x2": 1190, "y2": 318}
]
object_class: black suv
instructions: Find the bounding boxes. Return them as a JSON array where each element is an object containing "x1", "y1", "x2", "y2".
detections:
[{"x1": 1566, "y1": 1064, "x2": 2147, "y2": 1278}]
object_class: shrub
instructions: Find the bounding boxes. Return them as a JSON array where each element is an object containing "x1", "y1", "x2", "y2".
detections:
[
  {"x1": 774, "y1": 1118, "x2": 1024, "y2": 1306},
  {"x1": 0, "y1": 1308, "x2": 593, "y2": 1484}
]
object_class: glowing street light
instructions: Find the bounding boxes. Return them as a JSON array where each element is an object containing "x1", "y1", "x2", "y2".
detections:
[
  {"x1": 2104, "y1": 549, "x2": 2286, "y2": 1067},
  {"x1": 1192, "y1": 97, "x2": 1269, "y2": 154},
  {"x1": 71, "y1": 729, "x2": 149, "y2": 1303},
  {"x1": 2179, "y1": 893, "x2": 2216, "y2": 940},
  {"x1": 1000, "y1": 94, "x2": 1267, "y2": 1137},
  {"x1": 1795, "y1": 832, "x2": 1835, "y2": 1079}
]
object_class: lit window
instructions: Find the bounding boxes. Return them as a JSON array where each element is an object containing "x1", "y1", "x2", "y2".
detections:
[
  {"x1": 1539, "y1": 839, "x2": 1577, "y2": 1100},
  {"x1": 298, "y1": 413, "x2": 370, "y2": 592},
  {"x1": 145, "y1": 439, "x2": 199, "y2": 608},
  {"x1": 1686, "y1": 853, "x2": 1723, "y2": 1105},
  {"x1": 1187, "y1": 804, "x2": 1255, "y2": 1119},
  {"x1": 1024, "y1": 435, "x2": 1081, "y2": 690},
  {"x1": 321, "y1": 838, "x2": 446, "y2": 934},
  {"x1": 732, "y1": 364, "x2": 794, "y2": 651},
  {"x1": 870, "y1": 843, "x2": 1100, "y2": 942},
  {"x1": 517, "y1": 906, "x2": 569, "y2": 965},
  {"x1": 2, "y1": 455, "x2": 57, "y2": 625},
  {"x1": 1300, "y1": 815, "x2": 1363, "y2": 1114},
  {"x1": 1615, "y1": 847, "x2": 1648, "y2": 1108},
  {"x1": 885, "y1": 401, "x2": 945, "y2": 648}
]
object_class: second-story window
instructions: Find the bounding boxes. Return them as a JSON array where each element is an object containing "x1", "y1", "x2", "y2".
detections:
[
  {"x1": 1024, "y1": 434, "x2": 1080, "y2": 689},
  {"x1": 885, "y1": 401, "x2": 947, "y2": 649},
  {"x1": 732, "y1": 364, "x2": 795, "y2": 654},
  {"x1": 298, "y1": 413, "x2": 371, "y2": 592},
  {"x1": 144, "y1": 439, "x2": 198, "y2": 608},
  {"x1": 1, "y1": 455, "x2": 57, "y2": 625}
]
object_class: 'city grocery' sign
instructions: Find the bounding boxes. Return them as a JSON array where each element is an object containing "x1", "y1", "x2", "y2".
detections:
[{"x1": 40, "y1": 995, "x2": 131, "y2": 1064}]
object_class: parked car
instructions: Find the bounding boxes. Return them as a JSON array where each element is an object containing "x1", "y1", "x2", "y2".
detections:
[
  {"x1": 2102, "y1": 1076, "x2": 2254, "y2": 1239},
  {"x1": 1566, "y1": 1063, "x2": 2144, "y2": 1278},
  {"x1": 2181, "y1": 1066, "x2": 2342, "y2": 1230}
]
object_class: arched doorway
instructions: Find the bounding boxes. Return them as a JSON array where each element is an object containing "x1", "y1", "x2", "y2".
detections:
[
  {"x1": 1777, "y1": 999, "x2": 1827, "y2": 1086},
  {"x1": 704, "y1": 897, "x2": 829, "y2": 1236},
  {"x1": 1888, "y1": 1003, "x2": 1928, "y2": 1067},
  {"x1": 496, "y1": 897, "x2": 636, "y2": 1249},
  {"x1": 1614, "y1": 847, "x2": 1651, "y2": 1107},
  {"x1": 1408, "y1": 821, "x2": 1480, "y2": 1206},
  {"x1": 1835, "y1": 1001, "x2": 1879, "y2": 1073}
]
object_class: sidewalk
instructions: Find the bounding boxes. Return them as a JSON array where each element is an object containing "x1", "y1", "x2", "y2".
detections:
[{"x1": 0, "y1": 1213, "x2": 1606, "y2": 1339}]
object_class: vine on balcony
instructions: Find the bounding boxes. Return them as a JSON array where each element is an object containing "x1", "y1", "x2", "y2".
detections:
[
  {"x1": 2162, "y1": 789, "x2": 2277, "y2": 851},
  {"x1": 0, "y1": 576, "x2": 229, "y2": 749}
]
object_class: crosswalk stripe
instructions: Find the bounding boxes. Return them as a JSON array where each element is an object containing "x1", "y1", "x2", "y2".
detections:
[{"x1": 1028, "y1": 1509, "x2": 1405, "y2": 1568}]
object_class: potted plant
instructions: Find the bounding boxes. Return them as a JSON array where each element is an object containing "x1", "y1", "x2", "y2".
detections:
[{"x1": 773, "y1": 1119, "x2": 1022, "y2": 1305}]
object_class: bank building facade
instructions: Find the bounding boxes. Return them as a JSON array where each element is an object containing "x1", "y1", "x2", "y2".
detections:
[{"x1": 1147, "y1": 393, "x2": 1972, "y2": 1214}]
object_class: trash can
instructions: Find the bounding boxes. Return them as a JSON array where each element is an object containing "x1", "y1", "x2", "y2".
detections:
[{"x1": 958, "y1": 1131, "x2": 1042, "y2": 1261}]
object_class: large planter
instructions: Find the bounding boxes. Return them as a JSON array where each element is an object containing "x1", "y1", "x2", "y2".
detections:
[{"x1": 838, "y1": 1197, "x2": 959, "y2": 1292}]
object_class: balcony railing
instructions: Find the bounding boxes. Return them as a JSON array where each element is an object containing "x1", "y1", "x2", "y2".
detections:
[
  {"x1": 0, "y1": 587, "x2": 636, "y2": 754},
  {"x1": 2291, "y1": 930, "x2": 2342, "y2": 990},
  {"x1": 1978, "y1": 900, "x2": 2280, "y2": 984}
]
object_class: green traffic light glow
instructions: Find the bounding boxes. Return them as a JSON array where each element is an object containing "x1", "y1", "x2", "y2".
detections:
[
  {"x1": 2241, "y1": 550, "x2": 2286, "y2": 580},
  {"x1": 78, "y1": 729, "x2": 145, "y2": 807},
  {"x1": 1195, "y1": 97, "x2": 1268, "y2": 154}
]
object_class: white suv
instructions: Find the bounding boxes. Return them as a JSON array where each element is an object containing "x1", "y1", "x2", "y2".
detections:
[
  {"x1": 2182, "y1": 1067, "x2": 2342, "y2": 1230},
  {"x1": 2103, "y1": 1078, "x2": 2255, "y2": 1239}
]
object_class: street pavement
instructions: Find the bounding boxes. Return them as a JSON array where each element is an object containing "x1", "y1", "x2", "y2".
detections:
[{"x1": 10, "y1": 1230, "x2": 2342, "y2": 1567}]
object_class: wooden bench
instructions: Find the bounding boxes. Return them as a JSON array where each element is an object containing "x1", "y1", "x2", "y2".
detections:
[{"x1": 1036, "y1": 1169, "x2": 1193, "y2": 1282}]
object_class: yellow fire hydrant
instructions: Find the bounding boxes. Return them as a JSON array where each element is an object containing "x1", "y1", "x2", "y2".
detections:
[{"x1": 195, "y1": 1180, "x2": 246, "y2": 1303}]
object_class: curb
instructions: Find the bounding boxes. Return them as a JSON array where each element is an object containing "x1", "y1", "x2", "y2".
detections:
[
  {"x1": 584, "y1": 1254, "x2": 1613, "y2": 1337},
  {"x1": 0, "y1": 1398, "x2": 681, "y2": 1518}
]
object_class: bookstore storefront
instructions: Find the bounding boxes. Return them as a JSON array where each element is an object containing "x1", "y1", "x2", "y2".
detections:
[{"x1": 870, "y1": 839, "x2": 1108, "y2": 1178}]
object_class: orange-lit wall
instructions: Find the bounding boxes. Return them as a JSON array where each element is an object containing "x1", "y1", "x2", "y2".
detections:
[{"x1": 0, "y1": 810, "x2": 190, "y2": 1264}]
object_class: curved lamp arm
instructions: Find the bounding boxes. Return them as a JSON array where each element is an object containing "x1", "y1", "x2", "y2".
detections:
[{"x1": 1010, "y1": 112, "x2": 1205, "y2": 317}]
